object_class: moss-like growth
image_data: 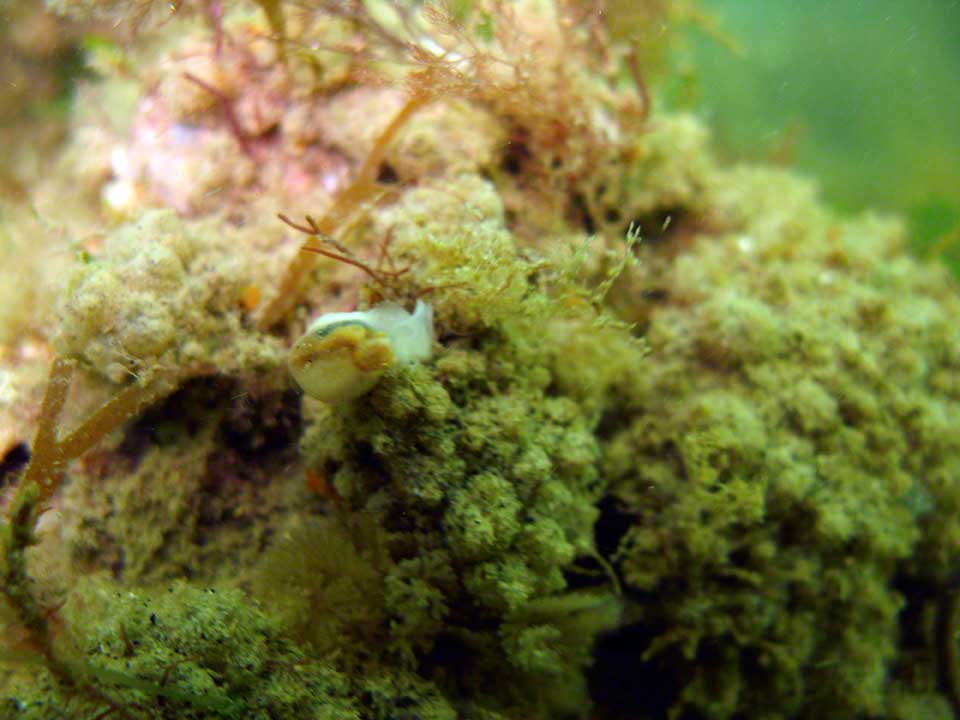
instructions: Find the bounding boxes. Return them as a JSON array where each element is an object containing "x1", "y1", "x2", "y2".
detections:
[
  {"x1": 55, "y1": 210, "x2": 284, "y2": 384},
  {"x1": 252, "y1": 516, "x2": 390, "y2": 659},
  {"x1": 56, "y1": 579, "x2": 358, "y2": 719},
  {"x1": 3, "y1": 2, "x2": 960, "y2": 719},
  {"x1": 267, "y1": 175, "x2": 643, "y2": 716},
  {"x1": 602, "y1": 165, "x2": 960, "y2": 718}
]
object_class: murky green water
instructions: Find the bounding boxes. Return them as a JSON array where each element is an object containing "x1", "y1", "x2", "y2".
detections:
[{"x1": 682, "y1": 0, "x2": 960, "y2": 272}]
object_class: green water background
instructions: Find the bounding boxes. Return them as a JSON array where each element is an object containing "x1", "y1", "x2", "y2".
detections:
[{"x1": 678, "y1": 0, "x2": 960, "y2": 273}]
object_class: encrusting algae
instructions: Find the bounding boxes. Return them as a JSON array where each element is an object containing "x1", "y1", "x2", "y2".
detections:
[{"x1": 0, "y1": 1, "x2": 958, "y2": 719}]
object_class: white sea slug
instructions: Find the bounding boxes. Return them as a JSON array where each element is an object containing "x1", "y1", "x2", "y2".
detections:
[{"x1": 289, "y1": 300, "x2": 434, "y2": 404}]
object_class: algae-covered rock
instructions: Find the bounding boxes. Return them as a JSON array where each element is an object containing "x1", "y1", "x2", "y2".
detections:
[
  {"x1": 54, "y1": 210, "x2": 285, "y2": 383},
  {"x1": 286, "y1": 186, "x2": 639, "y2": 714},
  {"x1": 60, "y1": 579, "x2": 359, "y2": 719},
  {"x1": 602, "y1": 165, "x2": 960, "y2": 718},
  {"x1": 2, "y1": 1, "x2": 959, "y2": 719}
]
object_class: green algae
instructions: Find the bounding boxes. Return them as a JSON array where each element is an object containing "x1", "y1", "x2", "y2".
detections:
[{"x1": 0, "y1": 1, "x2": 959, "y2": 719}]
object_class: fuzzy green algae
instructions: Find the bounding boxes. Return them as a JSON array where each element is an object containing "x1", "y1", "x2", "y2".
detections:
[
  {"x1": 601, "y1": 161, "x2": 960, "y2": 717},
  {"x1": 1, "y1": 2, "x2": 959, "y2": 719}
]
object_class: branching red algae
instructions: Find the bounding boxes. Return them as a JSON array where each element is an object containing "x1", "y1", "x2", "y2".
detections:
[{"x1": 259, "y1": 93, "x2": 432, "y2": 330}]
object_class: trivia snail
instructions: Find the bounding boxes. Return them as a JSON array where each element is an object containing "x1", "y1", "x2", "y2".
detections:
[{"x1": 288, "y1": 300, "x2": 434, "y2": 404}]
